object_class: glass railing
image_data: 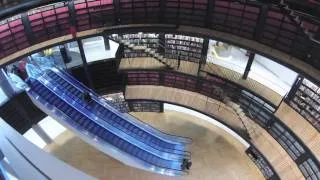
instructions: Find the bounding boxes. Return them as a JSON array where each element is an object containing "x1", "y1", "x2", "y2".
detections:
[
  {"x1": 27, "y1": 76, "x2": 189, "y2": 175},
  {"x1": 44, "y1": 70, "x2": 190, "y2": 157},
  {"x1": 248, "y1": 70, "x2": 291, "y2": 97},
  {"x1": 38, "y1": 74, "x2": 187, "y2": 161},
  {"x1": 51, "y1": 68, "x2": 192, "y2": 145},
  {"x1": 287, "y1": 77, "x2": 320, "y2": 131},
  {"x1": 0, "y1": 0, "x2": 319, "y2": 72},
  {"x1": 27, "y1": 88, "x2": 187, "y2": 176}
]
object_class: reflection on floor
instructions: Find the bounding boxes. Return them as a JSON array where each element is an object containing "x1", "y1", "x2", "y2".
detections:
[
  {"x1": 23, "y1": 116, "x2": 66, "y2": 149},
  {"x1": 44, "y1": 110, "x2": 263, "y2": 180}
]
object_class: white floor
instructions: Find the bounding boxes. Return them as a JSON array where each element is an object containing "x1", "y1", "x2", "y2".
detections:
[
  {"x1": 23, "y1": 103, "x2": 249, "y2": 150},
  {"x1": 207, "y1": 40, "x2": 297, "y2": 96},
  {"x1": 64, "y1": 38, "x2": 119, "y2": 68},
  {"x1": 82, "y1": 37, "x2": 119, "y2": 63},
  {"x1": 23, "y1": 116, "x2": 66, "y2": 149}
]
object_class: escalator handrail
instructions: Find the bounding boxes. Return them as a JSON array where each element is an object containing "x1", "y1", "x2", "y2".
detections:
[
  {"x1": 35, "y1": 76, "x2": 186, "y2": 162},
  {"x1": 51, "y1": 68, "x2": 193, "y2": 145},
  {"x1": 43, "y1": 73, "x2": 191, "y2": 158},
  {"x1": 26, "y1": 88, "x2": 188, "y2": 176}
]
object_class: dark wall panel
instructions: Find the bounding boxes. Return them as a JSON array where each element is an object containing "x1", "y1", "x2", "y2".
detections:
[
  {"x1": 70, "y1": 59, "x2": 124, "y2": 94},
  {"x1": 0, "y1": 92, "x2": 46, "y2": 134},
  {"x1": 89, "y1": 60, "x2": 124, "y2": 94}
]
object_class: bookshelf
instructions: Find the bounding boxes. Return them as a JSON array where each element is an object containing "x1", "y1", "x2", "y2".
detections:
[
  {"x1": 288, "y1": 78, "x2": 320, "y2": 131},
  {"x1": 238, "y1": 90, "x2": 307, "y2": 162},
  {"x1": 164, "y1": 34, "x2": 204, "y2": 63},
  {"x1": 237, "y1": 90, "x2": 275, "y2": 128},
  {"x1": 238, "y1": 89, "x2": 320, "y2": 178},
  {"x1": 246, "y1": 147, "x2": 279, "y2": 180},
  {"x1": 128, "y1": 100, "x2": 163, "y2": 112},
  {"x1": 299, "y1": 158, "x2": 320, "y2": 180},
  {"x1": 269, "y1": 122, "x2": 306, "y2": 161},
  {"x1": 121, "y1": 33, "x2": 160, "y2": 58}
]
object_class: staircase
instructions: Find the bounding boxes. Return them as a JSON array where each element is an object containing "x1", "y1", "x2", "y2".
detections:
[
  {"x1": 279, "y1": 0, "x2": 320, "y2": 43},
  {"x1": 223, "y1": 98, "x2": 261, "y2": 140},
  {"x1": 109, "y1": 35, "x2": 178, "y2": 69}
]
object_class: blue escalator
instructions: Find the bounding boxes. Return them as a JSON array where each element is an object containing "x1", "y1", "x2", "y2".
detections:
[
  {"x1": 52, "y1": 68, "x2": 192, "y2": 145},
  {"x1": 45, "y1": 70, "x2": 190, "y2": 158},
  {"x1": 37, "y1": 76, "x2": 186, "y2": 162},
  {"x1": 26, "y1": 69, "x2": 192, "y2": 176}
]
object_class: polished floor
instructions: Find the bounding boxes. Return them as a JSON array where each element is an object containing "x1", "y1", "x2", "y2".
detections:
[{"x1": 44, "y1": 110, "x2": 264, "y2": 180}]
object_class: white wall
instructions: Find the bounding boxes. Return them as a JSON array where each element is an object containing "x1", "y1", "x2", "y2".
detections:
[
  {"x1": 0, "y1": 118, "x2": 95, "y2": 180},
  {"x1": 164, "y1": 103, "x2": 250, "y2": 148},
  {"x1": 254, "y1": 55, "x2": 298, "y2": 86}
]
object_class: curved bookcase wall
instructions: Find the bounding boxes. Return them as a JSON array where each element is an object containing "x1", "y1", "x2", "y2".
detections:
[
  {"x1": 123, "y1": 70, "x2": 320, "y2": 180},
  {"x1": 0, "y1": 0, "x2": 319, "y2": 82},
  {"x1": 0, "y1": 0, "x2": 319, "y2": 179}
]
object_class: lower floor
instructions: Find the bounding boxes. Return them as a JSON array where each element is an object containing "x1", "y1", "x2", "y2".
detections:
[{"x1": 44, "y1": 109, "x2": 263, "y2": 180}]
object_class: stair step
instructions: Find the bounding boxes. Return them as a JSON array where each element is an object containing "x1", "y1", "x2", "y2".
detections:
[
  {"x1": 124, "y1": 42, "x2": 130, "y2": 46},
  {"x1": 238, "y1": 112, "x2": 246, "y2": 117},
  {"x1": 231, "y1": 104, "x2": 240, "y2": 109},
  {"x1": 157, "y1": 57, "x2": 164, "y2": 62},
  {"x1": 128, "y1": 44, "x2": 134, "y2": 48}
]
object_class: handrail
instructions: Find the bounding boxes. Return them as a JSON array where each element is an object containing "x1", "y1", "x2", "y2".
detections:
[
  {"x1": 0, "y1": 0, "x2": 66, "y2": 19},
  {"x1": 124, "y1": 68, "x2": 279, "y2": 110},
  {"x1": 26, "y1": 88, "x2": 188, "y2": 176},
  {"x1": 279, "y1": 0, "x2": 320, "y2": 45},
  {"x1": 109, "y1": 35, "x2": 177, "y2": 69},
  {"x1": 0, "y1": 0, "x2": 319, "y2": 75},
  {"x1": 51, "y1": 68, "x2": 193, "y2": 145},
  {"x1": 36, "y1": 75, "x2": 187, "y2": 162},
  {"x1": 43, "y1": 71, "x2": 191, "y2": 158}
]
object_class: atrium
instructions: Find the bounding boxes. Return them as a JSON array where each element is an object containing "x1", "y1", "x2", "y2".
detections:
[{"x1": 0, "y1": 0, "x2": 319, "y2": 179}]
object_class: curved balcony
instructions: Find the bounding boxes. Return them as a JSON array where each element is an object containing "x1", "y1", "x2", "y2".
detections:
[
  {"x1": 122, "y1": 69, "x2": 320, "y2": 180},
  {"x1": 0, "y1": 0, "x2": 319, "y2": 82},
  {"x1": 0, "y1": 0, "x2": 320, "y2": 179}
]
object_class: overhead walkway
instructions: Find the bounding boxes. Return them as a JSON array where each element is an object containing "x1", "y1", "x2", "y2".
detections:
[{"x1": 26, "y1": 68, "x2": 192, "y2": 176}]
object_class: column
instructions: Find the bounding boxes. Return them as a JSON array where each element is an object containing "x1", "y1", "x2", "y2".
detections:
[
  {"x1": 31, "y1": 124, "x2": 52, "y2": 145},
  {"x1": 77, "y1": 39, "x2": 94, "y2": 89},
  {"x1": 242, "y1": 52, "x2": 255, "y2": 79}
]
